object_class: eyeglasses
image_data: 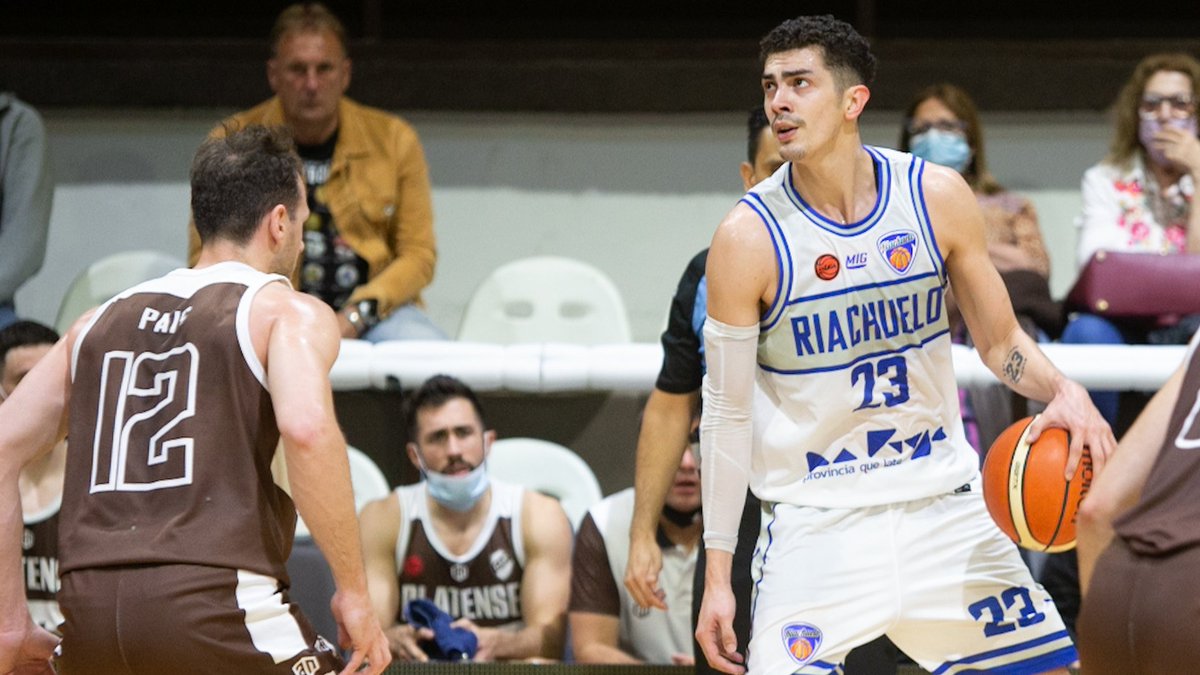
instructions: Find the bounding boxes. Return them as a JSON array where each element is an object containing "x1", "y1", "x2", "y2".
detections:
[
  {"x1": 907, "y1": 119, "x2": 967, "y2": 136},
  {"x1": 1138, "y1": 95, "x2": 1196, "y2": 119}
]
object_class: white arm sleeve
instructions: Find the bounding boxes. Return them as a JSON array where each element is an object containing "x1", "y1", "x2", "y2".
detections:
[{"x1": 700, "y1": 316, "x2": 759, "y2": 554}]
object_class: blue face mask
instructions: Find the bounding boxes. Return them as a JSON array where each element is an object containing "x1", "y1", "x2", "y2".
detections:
[
  {"x1": 910, "y1": 129, "x2": 972, "y2": 173},
  {"x1": 418, "y1": 452, "x2": 490, "y2": 512}
]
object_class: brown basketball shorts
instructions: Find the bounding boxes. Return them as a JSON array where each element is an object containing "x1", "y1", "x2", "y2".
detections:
[
  {"x1": 56, "y1": 563, "x2": 344, "y2": 675},
  {"x1": 1076, "y1": 537, "x2": 1200, "y2": 674}
]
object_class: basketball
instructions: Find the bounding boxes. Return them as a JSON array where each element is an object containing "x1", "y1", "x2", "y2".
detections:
[{"x1": 981, "y1": 415, "x2": 1092, "y2": 552}]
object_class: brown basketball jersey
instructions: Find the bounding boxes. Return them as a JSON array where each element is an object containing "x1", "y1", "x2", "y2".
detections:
[
  {"x1": 1115, "y1": 334, "x2": 1200, "y2": 555},
  {"x1": 394, "y1": 480, "x2": 526, "y2": 628},
  {"x1": 60, "y1": 262, "x2": 297, "y2": 580},
  {"x1": 23, "y1": 498, "x2": 62, "y2": 631}
]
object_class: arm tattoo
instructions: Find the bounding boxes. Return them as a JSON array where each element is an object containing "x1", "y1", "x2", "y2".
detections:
[{"x1": 1003, "y1": 347, "x2": 1027, "y2": 384}]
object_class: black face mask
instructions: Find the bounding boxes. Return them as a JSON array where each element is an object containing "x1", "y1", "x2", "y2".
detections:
[{"x1": 661, "y1": 504, "x2": 701, "y2": 527}]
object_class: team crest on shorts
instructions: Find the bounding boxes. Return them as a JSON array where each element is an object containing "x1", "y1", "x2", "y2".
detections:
[
  {"x1": 781, "y1": 622, "x2": 823, "y2": 666},
  {"x1": 877, "y1": 229, "x2": 919, "y2": 275}
]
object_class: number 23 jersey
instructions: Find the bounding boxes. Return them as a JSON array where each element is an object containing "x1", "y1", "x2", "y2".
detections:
[{"x1": 747, "y1": 147, "x2": 978, "y2": 508}]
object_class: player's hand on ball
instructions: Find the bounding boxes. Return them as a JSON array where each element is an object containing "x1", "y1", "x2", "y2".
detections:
[{"x1": 1028, "y1": 379, "x2": 1114, "y2": 480}]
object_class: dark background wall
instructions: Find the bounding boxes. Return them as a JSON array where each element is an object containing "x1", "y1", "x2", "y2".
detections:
[{"x1": 3, "y1": 1, "x2": 1199, "y2": 113}]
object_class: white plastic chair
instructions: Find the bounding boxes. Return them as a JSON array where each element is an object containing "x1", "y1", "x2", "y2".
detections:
[
  {"x1": 456, "y1": 256, "x2": 632, "y2": 345},
  {"x1": 295, "y1": 445, "x2": 391, "y2": 538},
  {"x1": 487, "y1": 437, "x2": 603, "y2": 530},
  {"x1": 287, "y1": 446, "x2": 390, "y2": 645},
  {"x1": 55, "y1": 250, "x2": 186, "y2": 333}
]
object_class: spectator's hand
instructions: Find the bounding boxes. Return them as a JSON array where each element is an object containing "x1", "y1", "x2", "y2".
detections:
[
  {"x1": 335, "y1": 309, "x2": 361, "y2": 339},
  {"x1": 382, "y1": 623, "x2": 434, "y2": 662},
  {"x1": 449, "y1": 619, "x2": 497, "y2": 661},
  {"x1": 671, "y1": 653, "x2": 696, "y2": 666},
  {"x1": 330, "y1": 590, "x2": 392, "y2": 675},
  {"x1": 0, "y1": 620, "x2": 58, "y2": 675},
  {"x1": 1027, "y1": 380, "x2": 1115, "y2": 482},
  {"x1": 695, "y1": 582, "x2": 745, "y2": 675},
  {"x1": 623, "y1": 531, "x2": 667, "y2": 611},
  {"x1": 1153, "y1": 126, "x2": 1200, "y2": 176}
]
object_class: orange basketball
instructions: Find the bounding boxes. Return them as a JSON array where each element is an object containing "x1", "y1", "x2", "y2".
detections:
[{"x1": 981, "y1": 415, "x2": 1093, "y2": 552}]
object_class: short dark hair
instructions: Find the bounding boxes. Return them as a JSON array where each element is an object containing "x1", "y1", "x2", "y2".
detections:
[
  {"x1": 190, "y1": 124, "x2": 303, "y2": 246},
  {"x1": 404, "y1": 374, "x2": 489, "y2": 442},
  {"x1": 746, "y1": 106, "x2": 771, "y2": 165},
  {"x1": 270, "y1": 2, "x2": 348, "y2": 57},
  {"x1": 0, "y1": 320, "x2": 59, "y2": 370},
  {"x1": 759, "y1": 15, "x2": 876, "y2": 89}
]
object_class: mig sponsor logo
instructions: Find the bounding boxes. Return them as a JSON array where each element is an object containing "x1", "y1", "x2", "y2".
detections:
[
  {"x1": 781, "y1": 622, "x2": 822, "y2": 666},
  {"x1": 845, "y1": 251, "x2": 869, "y2": 269},
  {"x1": 877, "y1": 230, "x2": 919, "y2": 275}
]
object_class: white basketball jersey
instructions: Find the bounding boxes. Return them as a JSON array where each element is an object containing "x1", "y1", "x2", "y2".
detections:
[
  {"x1": 747, "y1": 147, "x2": 979, "y2": 508},
  {"x1": 587, "y1": 488, "x2": 695, "y2": 664}
]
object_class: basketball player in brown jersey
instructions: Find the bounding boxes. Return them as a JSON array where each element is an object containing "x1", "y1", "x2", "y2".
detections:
[
  {"x1": 360, "y1": 374, "x2": 573, "y2": 662},
  {"x1": 1076, "y1": 329, "x2": 1200, "y2": 672},
  {"x1": 1, "y1": 320, "x2": 66, "y2": 635},
  {"x1": 0, "y1": 125, "x2": 390, "y2": 675}
]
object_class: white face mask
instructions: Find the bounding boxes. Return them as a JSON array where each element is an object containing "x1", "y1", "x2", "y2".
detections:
[{"x1": 416, "y1": 448, "x2": 490, "y2": 512}]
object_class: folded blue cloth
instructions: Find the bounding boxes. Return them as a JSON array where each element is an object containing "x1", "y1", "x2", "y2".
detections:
[{"x1": 404, "y1": 598, "x2": 478, "y2": 661}]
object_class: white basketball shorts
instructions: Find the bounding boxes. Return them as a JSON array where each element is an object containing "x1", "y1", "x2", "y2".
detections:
[{"x1": 745, "y1": 480, "x2": 1077, "y2": 674}]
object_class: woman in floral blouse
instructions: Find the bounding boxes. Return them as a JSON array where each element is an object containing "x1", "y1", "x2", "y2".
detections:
[{"x1": 1064, "y1": 52, "x2": 1200, "y2": 425}]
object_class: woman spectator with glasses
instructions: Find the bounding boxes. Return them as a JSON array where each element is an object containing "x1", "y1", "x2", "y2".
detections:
[
  {"x1": 1062, "y1": 52, "x2": 1200, "y2": 426},
  {"x1": 1039, "y1": 54, "x2": 1200, "y2": 649},
  {"x1": 898, "y1": 83, "x2": 1058, "y2": 455}
]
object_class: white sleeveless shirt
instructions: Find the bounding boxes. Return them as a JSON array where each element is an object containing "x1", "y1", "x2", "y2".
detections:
[{"x1": 746, "y1": 147, "x2": 979, "y2": 508}]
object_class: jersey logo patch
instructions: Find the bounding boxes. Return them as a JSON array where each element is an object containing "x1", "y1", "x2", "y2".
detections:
[
  {"x1": 781, "y1": 622, "x2": 822, "y2": 666},
  {"x1": 845, "y1": 251, "x2": 869, "y2": 270},
  {"x1": 403, "y1": 554, "x2": 425, "y2": 578},
  {"x1": 877, "y1": 230, "x2": 919, "y2": 275},
  {"x1": 814, "y1": 254, "x2": 840, "y2": 281},
  {"x1": 490, "y1": 549, "x2": 515, "y2": 581},
  {"x1": 290, "y1": 656, "x2": 322, "y2": 675},
  {"x1": 450, "y1": 562, "x2": 470, "y2": 582}
]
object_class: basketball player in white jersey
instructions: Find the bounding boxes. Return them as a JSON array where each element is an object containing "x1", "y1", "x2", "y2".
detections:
[
  {"x1": 694, "y1": 15, "x2": 1115, "y2": 675},
  {"x1": 0, "y1": 125, "x2": 390, "y2": 674}
]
